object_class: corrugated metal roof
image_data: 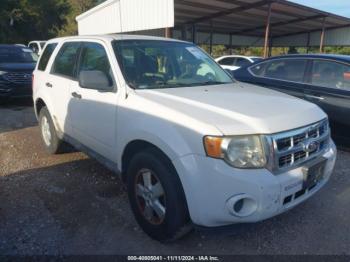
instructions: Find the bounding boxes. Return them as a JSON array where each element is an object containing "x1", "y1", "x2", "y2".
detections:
[{"x1": 174, "y1": 0, "x2": 350, "y2": 37}]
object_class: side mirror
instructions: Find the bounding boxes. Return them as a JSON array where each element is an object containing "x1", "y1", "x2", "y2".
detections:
[{"x1": 78, "y1": 70, "x2": 113, "y2": 91}]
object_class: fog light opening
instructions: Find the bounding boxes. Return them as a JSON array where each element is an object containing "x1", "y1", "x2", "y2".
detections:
[{"x1": 227, "y1": 194, "x2": 257, "y2": 217}]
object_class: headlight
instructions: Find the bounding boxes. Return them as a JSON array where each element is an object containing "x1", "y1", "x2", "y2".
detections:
[
  {"x1": 204, "y1": 135, "x2": 267, "y2": 168},
  {"x1": 0, "y1": 71, "x2": 7, "y2": 75}
]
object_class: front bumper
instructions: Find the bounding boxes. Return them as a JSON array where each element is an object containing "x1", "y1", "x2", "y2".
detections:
[
  {"x1": 173, "y1": 140, "x2": 337, "y2": 227},
  {"x1": 0, "y1": 81, "x2": 32, "y2": 98}
]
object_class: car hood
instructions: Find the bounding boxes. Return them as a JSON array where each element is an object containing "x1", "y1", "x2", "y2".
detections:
[
  {"x1": 134, "y1": 83, "x2": 327, "y2": 135},
  {"x1": 0, "y1": 63, "x2": 36, "y2": 71}
]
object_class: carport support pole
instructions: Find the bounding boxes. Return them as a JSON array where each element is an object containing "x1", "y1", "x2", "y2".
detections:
[
  {"x1": 210, "y1": 20, "x2": 213, "y2": 56},
  {"x1": 263, "y1": 3, "x2": 272, "y2": 58},
  {"x1": 165, "y1": 27, "x2": 172, "y2": 38},
  {"x1": 319, "y1": 18, "x2": 326, "y2": 53},
  {"x1": 306, "y1": 32, "x2": 311, "y2": 53}
]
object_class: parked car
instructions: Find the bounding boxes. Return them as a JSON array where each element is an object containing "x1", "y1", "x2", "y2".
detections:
[
  {"x1": 215, "y1": 55, "x2": 263, "y2": 72},
  {"x1": 0, "y1": 44, "x2": 38, "y2": 100},
  {"x1": 33, "y1": 35, "x2": 336, "y2": 242},
  {"x1": 28, "y1": 41, "x2": 46, "y2": 56},
  {"x1": 233, "y1": 54, "x2": 350, "y2": 146}
]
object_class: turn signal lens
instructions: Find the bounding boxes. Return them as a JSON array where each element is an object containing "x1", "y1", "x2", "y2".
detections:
[{"x1": 203, "y1": 136, "x2": 223, "y2": 158}]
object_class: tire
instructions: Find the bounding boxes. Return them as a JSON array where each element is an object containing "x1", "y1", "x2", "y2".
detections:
[
  {"x1": 38, "y1": 106, "x2": 65, "y2": 154},
  {"x1": 127, "y1": 148, "x2": 192, "y2": 242}
]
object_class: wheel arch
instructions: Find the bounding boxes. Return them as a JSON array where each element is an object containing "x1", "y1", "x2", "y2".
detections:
[
  {"x1": 34, "y1": 98, "x2": 47, "y2": 119},
  {"x1": 121, "y1": 140, "x2": 175, "y2": 182}
]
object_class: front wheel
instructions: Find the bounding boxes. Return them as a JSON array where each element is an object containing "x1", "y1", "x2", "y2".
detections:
[{"x1": 127, "y1": 148, "x2": 192, "y2": 242}]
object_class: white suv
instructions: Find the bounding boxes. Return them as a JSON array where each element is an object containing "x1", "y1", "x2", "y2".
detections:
[{"x1": 33, "y1": 35, "x2": 337, "y2": 242}]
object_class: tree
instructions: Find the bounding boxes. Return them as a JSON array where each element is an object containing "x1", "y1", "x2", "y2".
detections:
[{"x1": 0, "y1": 0, "x2": 71, "y2": 44}]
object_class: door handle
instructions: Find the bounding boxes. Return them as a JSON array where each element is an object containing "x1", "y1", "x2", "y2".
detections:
[
  {"x1": 71, "y1": 92, "x2": 82, "y2": 99},
  {"x1": 304, "y1": 94, "x2": 325, "y2": 101},
  {"x1": 46, "y1": 82, "x2": 53, "y2": 88}
]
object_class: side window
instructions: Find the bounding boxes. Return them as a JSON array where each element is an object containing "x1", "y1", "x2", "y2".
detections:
[
  {"x1": 51, "y1": 42, "x2": 81, "y2": 78},
  {"x1": 310, "y1": 60, "x2": 350, "y2": 91},
  {"x1": 250, "y1": 59, "x2": 307, "y2": 82},
  {"x1": 77, "y1": 42, "x2": 114, "y2": 89},
  {"x1": 30, "y1": 43, "x2": 38, "y2": 54},
  {"x1": 235, "y1": 58, "x2": 250, "y2": 67},
  {"x1": 38, "y1": 43, "x2": 58, "y2": 71},
  {"x1": 218, "y1": 57, "x2": 235, "y2": 66}
]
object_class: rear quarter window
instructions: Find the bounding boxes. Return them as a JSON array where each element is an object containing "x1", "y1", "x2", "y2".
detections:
[
  {"x1": 250, "y1": 59, "x2": 307, "y2": 83},
  {"x1": 38, "y1": 43, "x2": 58, "y2": 71}
]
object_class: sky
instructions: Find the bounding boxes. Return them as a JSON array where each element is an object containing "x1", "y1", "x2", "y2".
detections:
[{"x1": 290, "y1": 0, "x2": 350, "y2": 18}]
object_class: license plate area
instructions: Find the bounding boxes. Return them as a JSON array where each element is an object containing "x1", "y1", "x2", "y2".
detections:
[{"x1": 302, "y1": 157, "x2": 327, "y2": 189}]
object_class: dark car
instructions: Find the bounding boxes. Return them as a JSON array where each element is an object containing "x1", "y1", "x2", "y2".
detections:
[
  {"x1": 0, "y1": 44, "x2": 38, "y2": 100},
  {"x1": 233, "y1": 54, "x2": 350, "y2": 146}
]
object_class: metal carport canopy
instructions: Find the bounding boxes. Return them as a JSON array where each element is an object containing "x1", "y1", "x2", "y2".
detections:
[{"x1": 172, "y1": 0, "x2": 350, "y2": 55}]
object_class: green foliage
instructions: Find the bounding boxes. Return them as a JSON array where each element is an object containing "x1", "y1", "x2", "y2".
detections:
[
  {"x1": 199, "y1": 45, "x2": 350, "y2": 58},
  {"x1": 0, "y1": 0, "x2": 71, "y2": 44},
  {"x1": 0, "y1": 0, "x2": 104, "y2": 44}
]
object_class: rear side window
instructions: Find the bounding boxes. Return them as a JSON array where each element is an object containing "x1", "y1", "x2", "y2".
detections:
[
  {"x1": 51, "y1": 42, "x2": 81, "y2": 78},
  {"x1": 250, "y1": 59, "x2": 307, "y2": 83},
  {"x1": 38, "y1": 43, "x2": 57, "y2": 71}
]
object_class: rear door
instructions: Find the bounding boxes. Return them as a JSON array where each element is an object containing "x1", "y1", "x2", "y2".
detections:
[
  {"x1": 48, "y1": 41, "x2": 82, "y2": 135},
  {"x1": 248, "y1": 58, "x2": 308, "y2": 99},
  {"x1": 304, "y1": 59, "x2": 350, "y2": 142},
  {"x1": 69, "y1": 41, "x2": 118, "y2": 159}
]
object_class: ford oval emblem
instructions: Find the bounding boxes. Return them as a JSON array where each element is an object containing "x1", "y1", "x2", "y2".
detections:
[{"x1": 302, "y1": 141, "x2": 319, "y2": 153}]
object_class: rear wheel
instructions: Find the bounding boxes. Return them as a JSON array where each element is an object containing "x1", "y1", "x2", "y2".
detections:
[
  {"x1": 127, "y1": 148, "x2": 192, "y2": 242},
  {"x1": 38, "y1": 107, "x2": 65, "y2": 154}
]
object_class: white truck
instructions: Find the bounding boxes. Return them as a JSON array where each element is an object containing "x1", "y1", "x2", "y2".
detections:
[{"x1": 32, "y1": 35, "x2": 336, "y2": 242}]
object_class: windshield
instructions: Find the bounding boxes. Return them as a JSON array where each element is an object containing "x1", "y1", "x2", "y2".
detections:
[
  {"x1": 0, "y1": 47, "x2": 38, "y2": 63},
  {"x1": 112, "y1": 40, "x2": 233, "y2": 89},
  {"x1": 39, "y1": 42, "x2": 46, "y2": 48}
]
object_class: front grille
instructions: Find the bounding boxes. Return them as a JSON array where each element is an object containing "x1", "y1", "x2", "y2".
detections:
[
  {"x1": 3, "y1": 72, "x2": 32, "y2": 84},
  {"x1": 269, "y1": 119, "x2": 330, "y2": 172}
]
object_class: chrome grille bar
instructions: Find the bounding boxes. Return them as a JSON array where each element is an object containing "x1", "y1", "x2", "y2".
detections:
[{"x1": 268, "y1": 119, "x2": 330, "y2": 174}]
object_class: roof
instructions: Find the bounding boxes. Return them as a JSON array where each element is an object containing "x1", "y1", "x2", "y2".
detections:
[
  {"x1": 46, "y1": 34, "x2": 189, "y2": 43},
  {"x1": 174, "y1": 0, "x2": 350, "y2": 38},
  {"x1": 263, "y1": 54, "x2": 350, "y2": 63},
  {"x1": 0, "y1": 44, "x2": 30, "y2": 50}
]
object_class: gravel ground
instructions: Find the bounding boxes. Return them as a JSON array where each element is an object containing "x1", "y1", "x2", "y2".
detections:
[{"x1": 0, "y1": 99, "x2": 349, "y2": 255}]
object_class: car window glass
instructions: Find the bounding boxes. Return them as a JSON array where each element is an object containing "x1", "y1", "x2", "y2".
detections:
[
  {"x1": 78, "y1": 42, "x2": 114, "y2": 89},
  {"x1": 113, "y1": 40, "x2": 232, "y2": 89},
  {"x1": 250, "y1": 59, "x2": 307, "y2": 82},
  {"x1": 311, "y1": 60, "x2": 350, "y2": 91},
  {"x1": 52, "y1": 42, "x2": 81, "y2": 78},
  {"x1": 219, "y1": 57, "x2": 235, "y2": 66},
  {"x1": 235, "y1": 58, "x2": 250, "y2": 67},
  {"x1": 38, "y1": 43, "x2": 58, "y2": 71}
]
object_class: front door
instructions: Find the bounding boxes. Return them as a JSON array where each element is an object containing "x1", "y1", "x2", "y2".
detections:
[
  {"x1": 69, "y1": 41, "x2": 118, "y2": 159},
  {"x1": 304, "y1": 59, "x2": 350, "y2": 144}
]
